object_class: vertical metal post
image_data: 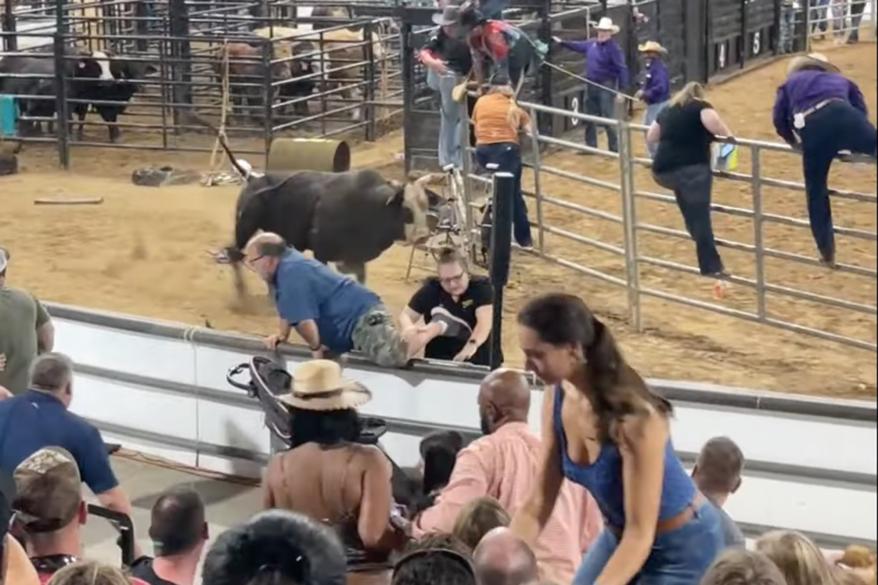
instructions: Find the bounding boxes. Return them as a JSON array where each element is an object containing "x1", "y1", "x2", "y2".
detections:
[
  {"x1": 804, "y1": 0, "x2": 812, "y2": 50},
  {"x1": 528, "y1": 106, "x2": 546, "y2": 254},
  {"x1": 364, "y1": 21, "x2": 377, "y2": 142},
  {"x1": 489, "y1": 172, "x2": 515, "y2": 370},
  {"x1": 262, "y1": 40, "x2": 273, "y2": 166},
  {"x1": 773, "y1": 0, "x2": 782, "y2": 54},
  {"x1": 53, "y1": 33, "x2": 70, "y2": 169},
  {"x1": 460, "y1": 97, "x2": 477, "y2": 264},
  {"x1": 400, "y1": 20, "x2": 413, "y2": 175},
  {"x1": 740, "y1": 0, "x2": 748, "y2": 69},
  {"x1": 751, "y1": 144, "x2": 767, "y2": 320},
  {"x1": 159, "y1": 37, "x2": 169, "y2": 149},
  {"x1": 615, "y1": 96, "x2": 641, "y2": 331},
  {"x1": 3, "y1": 0, "x2": 17, "y2": 52},
  {"x1": 318, "y1": 29, "x2": 328, "y2": 138}
]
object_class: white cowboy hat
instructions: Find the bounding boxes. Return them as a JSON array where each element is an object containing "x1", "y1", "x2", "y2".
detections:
[
  {"x1": 279, "y1": 360, "x2": 372, "y2": 411},
  {"x1": 787, "y1": 52, "x2": 839, "y2": 75},
  {"x1": 594, "y1": 17, "x2": 620, "y2": 34},
  {"x1": 638, "y1": 40, "x2": 667, "y2": 54}
]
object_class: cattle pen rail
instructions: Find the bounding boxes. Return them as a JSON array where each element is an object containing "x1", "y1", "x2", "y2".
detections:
[
  {"x1": 0, "y1": 0, "x2": 405, "y2": 163},
  {"x1": 459, "y1": 96, "x2": 877, "y2": 353}
]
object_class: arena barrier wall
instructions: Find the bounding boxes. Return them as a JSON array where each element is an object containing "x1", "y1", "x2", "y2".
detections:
[
  {"x1": 0, "y1": 0, "x2": 404, "y2": 166},
  {"x1": 45, "y1": 301, "x2": 876, "y2": 548},
  {"x1": 806, "y1": 0, "x2": 876, "y2": 43}
]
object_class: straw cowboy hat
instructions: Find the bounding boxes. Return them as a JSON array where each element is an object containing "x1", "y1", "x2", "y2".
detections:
[
  {"x1": 787, "y1": 52, "x2": 840, "y2": 75},
  {"x1": 279, "y1": 360, "x2": 372, "y2": 411},
  {"x1": 593, "y1": 17, "x2": 620, "y2": 34},
  {"x1": 638, "y1": 40, "x2": 667, "y2": 55}
]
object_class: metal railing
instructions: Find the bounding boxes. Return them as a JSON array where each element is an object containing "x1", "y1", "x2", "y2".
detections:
[
  {"x1": 461, "y1": 97, "x2": 877, "y2": 352},
  {"x1": 0, "y1": 0, "x2": 404, "y2": 164},
  {"x1": 807, "y1": 0, "x2": 876, "y2": 42}
]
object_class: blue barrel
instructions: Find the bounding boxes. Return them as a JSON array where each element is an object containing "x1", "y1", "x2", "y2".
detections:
[{"x1": 0, "y1": 95, "x2": 17, "y2": 137}]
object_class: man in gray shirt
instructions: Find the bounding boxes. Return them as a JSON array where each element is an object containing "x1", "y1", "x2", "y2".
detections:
[
  {"x1": 0, "y1": 247, "x2": 54, "y2": 395},
  {"x1": 692, "y1": 436, "x2": 746, "y2": 548}
]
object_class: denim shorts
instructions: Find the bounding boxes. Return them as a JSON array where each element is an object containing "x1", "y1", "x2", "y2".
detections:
[{"x1": 573, "y1": 502, "x2": 724, "y2": 585}]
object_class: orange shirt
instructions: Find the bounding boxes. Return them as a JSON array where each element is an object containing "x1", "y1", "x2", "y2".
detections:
[
  {"x1": 413, "y1": 422, "x2": 603, "y2": 584},
  {"x1": 473, "y1": 93, "x2": 531, "y2": 146}
]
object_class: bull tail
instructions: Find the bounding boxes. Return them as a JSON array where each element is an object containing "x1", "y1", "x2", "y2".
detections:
[{"x1": 182, "y1": 110, "x2": 251, "y2": 180}]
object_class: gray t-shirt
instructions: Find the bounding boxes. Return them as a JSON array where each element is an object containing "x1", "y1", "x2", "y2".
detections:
[
  {"x1": 715, "y1": 503, "x2": 746, "y2": 548},
  {"x1": 0, "y1": 286, "x2": 50, "y2": 394}
]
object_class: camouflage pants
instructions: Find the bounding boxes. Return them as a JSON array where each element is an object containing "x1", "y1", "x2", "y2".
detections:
[{"x1": 351, "y1": 305, "x2": 409, "y2": 368}]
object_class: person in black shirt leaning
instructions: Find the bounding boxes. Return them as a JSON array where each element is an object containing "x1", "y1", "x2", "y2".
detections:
[
  {"x1": 419, "y1": 5, "x2": 474, "y2": 169},
  {"x1": 400, "y1": 247, "x2": 498, "y2": 366},
  {"x1": 647, "y1": 82, "x2": 734, "y2": 297}
]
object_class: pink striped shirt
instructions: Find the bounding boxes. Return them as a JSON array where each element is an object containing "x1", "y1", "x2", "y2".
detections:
[{"x1": 413, "y1": 422, "x2": 603, "y2": 583}]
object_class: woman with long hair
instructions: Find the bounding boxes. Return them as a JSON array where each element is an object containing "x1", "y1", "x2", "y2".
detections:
[
  {"x1": 647, "y1": 82, "x2": 734, "y2": 294},
  {"x1": 756, "y1": 530, "x2": 840, "y2": 585},
  {"x1": 262, "y1": 360, "x2": 405, "y2": 585},
  {"x1": 510, "y1": 293, "x2": 723, "y2": 584}
]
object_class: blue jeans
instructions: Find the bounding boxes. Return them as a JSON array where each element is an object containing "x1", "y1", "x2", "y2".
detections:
[
  {"x1": 800, "y1": 101, "x2": 877, "y2": 263},
  {"x1": 574, "y1": 502, "x2": 724, "y2": 584},
  {"x1": 585, "y1": 84, "x2": 618, "y2": 152},
  {"x1": 644, "y1": 101, "x2": 668, "y2": 158},
  {"x1": 427, "y1": 69, "x2": 463, "y2": 168},
  {"x1": 475, "y1": 143, "x2": 533, "y2": 247},
  {"x1": 653, "y1": 164, "x2": 725, "y2": 276}
]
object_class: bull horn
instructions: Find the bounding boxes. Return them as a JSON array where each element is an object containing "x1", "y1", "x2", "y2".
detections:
[{"x1": 414, "y1": 173, "x2": 440, "y2": 187}]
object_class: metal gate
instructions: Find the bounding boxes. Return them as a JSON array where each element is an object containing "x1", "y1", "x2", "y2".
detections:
[{"x1": 462, "y1": 97, "x2": 877, "y2": 351}]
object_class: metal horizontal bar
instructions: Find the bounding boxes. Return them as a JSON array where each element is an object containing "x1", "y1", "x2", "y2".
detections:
[
  {"x1": 533, "y1": 160, "x2": 621, "y2": 191},
  {"x1": 637, "y1": 222, "x2": 757, "y2": 254},
  {"x1": 535, "y1": 252, "x2": 628, "y2": 287},
  {"x1": 539, "y1": 193, "x2": 623, "y2": 223},
  {"x1": 522, "y1": 100, "x2": 620, "y2": 127},
  {"x1": 763, "y1": 282, "x2": 877, "y2": 315},
  {"x1": 541, "y1": 224, "x2": 625, "y2": 256},
  {"x1": 761, "y1": 246, "x2": 877, "y2": 278},
  {"x1": 634, "y1": 189, "x2": 755, "y2": 219},
  {"x1": 536, "y1": 134, "x2": 620, "y2": 159},
  {"x1": 762, "y1": 211, "x2": 877, "y2": 241}
]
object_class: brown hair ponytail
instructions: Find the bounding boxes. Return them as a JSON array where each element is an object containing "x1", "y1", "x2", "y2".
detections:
[{"x1": 518, "y1": 294, "x2": 672, "y2": 441}]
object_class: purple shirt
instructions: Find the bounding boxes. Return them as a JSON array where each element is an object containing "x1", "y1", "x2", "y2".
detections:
[
  {"x1": 640, "y1": 57, "x2": 670, "y2": 104},
  {"x1": 560, "y1": 38, "x2": 629, "y2": 89},
  {"x1": 772, "y1": 69, "x2": 868, "y2": 144}
]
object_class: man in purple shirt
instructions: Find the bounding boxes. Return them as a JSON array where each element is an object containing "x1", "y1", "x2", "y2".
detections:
[
  {"x1": 635, "y1": 41, "x2": 670, "y2": 157},
  {"x1": 772, "y1": 53, "x2": 876, "y2": 266},
  {"x1": 554, "y1": 17, "x2": 629, "y2": 153}
]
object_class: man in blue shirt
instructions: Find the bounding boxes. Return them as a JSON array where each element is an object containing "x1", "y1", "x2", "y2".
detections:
[
  {"x1": 245, "y1": 233, "x2": 457, "y2": 367},
  {"x1": 0, "y1": 353, "x2": 139, "y2": 549},
  {"x1": 773, "y1": 53, "x2": 876, "y2": 266},
  {"x1": 554, "y1": 17, "x2": 629, "y2": 153}
]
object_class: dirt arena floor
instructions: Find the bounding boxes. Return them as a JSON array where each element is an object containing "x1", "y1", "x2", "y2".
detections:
[{"x1": 1, "y1": 43, "x2": 875, "y2": 399}]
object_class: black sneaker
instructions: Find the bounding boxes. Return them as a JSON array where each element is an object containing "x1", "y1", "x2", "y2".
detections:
[{"x1": 430, "y1": 307, "x2": 472, "y2": 340}]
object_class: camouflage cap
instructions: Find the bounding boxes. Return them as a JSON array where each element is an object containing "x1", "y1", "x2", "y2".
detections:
[{"x1": 13, "y1": 447, "x2": 82, "y2": 533}]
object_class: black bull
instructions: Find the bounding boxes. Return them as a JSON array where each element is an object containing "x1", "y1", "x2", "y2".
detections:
[
  {"x1": 190, "y1": 115, "x2": 443, "y2": 284},
  {"x1": 228, "y1": 169, "x2": 441, "y2": 283}
]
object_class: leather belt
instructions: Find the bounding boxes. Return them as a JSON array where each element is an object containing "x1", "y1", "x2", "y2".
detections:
[
  {"x1": 796, "y1": 98, "x2": 839, "y2": 120},
  {"x1": 607, "y1": 491, "x2": 708, "y2": 540}
]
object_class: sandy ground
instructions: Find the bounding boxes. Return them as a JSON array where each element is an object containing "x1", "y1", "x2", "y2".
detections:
[{"x1": 1, "y1": 44, "x2": 875, "y2": 398}]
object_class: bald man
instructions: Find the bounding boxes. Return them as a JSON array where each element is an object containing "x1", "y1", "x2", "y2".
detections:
[
  {"x1": 414, "y1": 370, "x2": 602, "y2": 583},
  {"x1": 474, "y1": 527, "x2": 539, "y2": 585},
  {"x1": 243, "y1": 232, "x2": 440, "y2": 367}
]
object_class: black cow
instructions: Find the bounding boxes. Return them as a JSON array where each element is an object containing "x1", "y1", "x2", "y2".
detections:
[
  {"x1": 71, "y1": 51, "x2": 157, "y2": 143},
  {"x1": 0, "y1": 53, "x2": 102, "y2": 136}
]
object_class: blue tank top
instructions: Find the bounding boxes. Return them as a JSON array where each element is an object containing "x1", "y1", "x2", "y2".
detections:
[{"x1": 553, "y1": 385, "x2": 696, "y2": 529}]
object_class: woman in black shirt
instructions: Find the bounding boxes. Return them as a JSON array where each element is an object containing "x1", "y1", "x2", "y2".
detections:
[
  {"x1": 399, "y1": 247, "x2": 497, "y2": 366},
  {"x1": 647, "y1": 82, "x2": 734, "y2": 288}
]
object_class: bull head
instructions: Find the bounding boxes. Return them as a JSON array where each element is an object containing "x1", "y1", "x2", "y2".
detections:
[{"x1": 394, "y1": 173, "x2": 444, "y2": 245}]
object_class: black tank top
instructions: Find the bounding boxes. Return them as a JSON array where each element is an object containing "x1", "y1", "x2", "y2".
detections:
[{"x1": 652, "y1": 100, "x2": 715, "y2": 174}]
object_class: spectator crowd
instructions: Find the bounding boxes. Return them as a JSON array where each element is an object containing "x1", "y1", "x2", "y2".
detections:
[{"x1": 0, "y1": 2, "x2": 875, "y2": 583}]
